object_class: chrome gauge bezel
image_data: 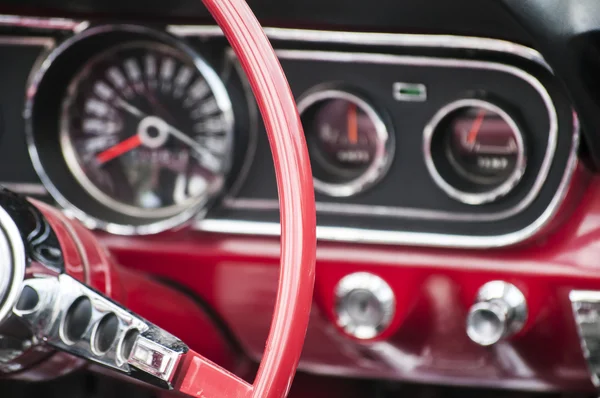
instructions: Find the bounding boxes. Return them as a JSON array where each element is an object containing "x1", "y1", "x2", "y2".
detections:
[
  {"x1": 423, "y1": 98, "x2": 527, "y2": 205},
  {"x1": 297, "y1": 88, "x2": 394, "y2": 197},
  {"x1": 25, "y1": 24, "x2": 235, "y2": 235}
]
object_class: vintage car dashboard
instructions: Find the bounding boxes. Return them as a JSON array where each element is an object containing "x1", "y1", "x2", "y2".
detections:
[
  {"x1": 0, "y1": 15, "x2": 579, "y2": 248},
  {"x1": 3, "y1": 3, "x2": 600, "y2": 395}
]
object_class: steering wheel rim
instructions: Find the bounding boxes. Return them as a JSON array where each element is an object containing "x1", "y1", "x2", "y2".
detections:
[{"x1": 173, "y1": 1, "x2": 317, "y2": 397}]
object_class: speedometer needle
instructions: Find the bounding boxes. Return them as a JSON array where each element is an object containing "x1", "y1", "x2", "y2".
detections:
[
  {"x1": 95, "y1": 115, "x2": 222, "y2": 172},
  {"x1": 112, "y1": 99, "x2": 208, "y2": 158},
  {"x1": 165, "y1": 123, "x2": 222, "y2": 172},
  {"x1": 113, "y1": 99, "x2": 201, "y2": 153},
  {"x1": 114, "y1": 98, "x2": 145, "y2": 118},
  {"x1": 96, "y1": 135, "x2": 142, "y2": 164}
]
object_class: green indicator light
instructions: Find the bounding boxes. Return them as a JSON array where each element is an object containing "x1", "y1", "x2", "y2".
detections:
[
  {"x1": 399, "y1": 87, "x2": 423, "y2": 96},
  {"x1": 393, "y1": 82, "x2": 427, "y2": 102}
]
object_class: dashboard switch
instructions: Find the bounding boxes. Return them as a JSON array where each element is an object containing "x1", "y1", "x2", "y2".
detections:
[
  {"x1": 334, "y1": 272, "x2": 395, "y2": 339},
  {"x1": 466, "y1": 281, "x2": 527, "y2": 346}
]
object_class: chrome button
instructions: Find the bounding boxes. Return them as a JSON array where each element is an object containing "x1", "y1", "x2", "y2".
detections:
[
  {"x1": 334, "y1": 272, "x2": 395, "y2": 339},
  {"x1": 466, "y1": 281, "x2": 527, "y2": 346}
]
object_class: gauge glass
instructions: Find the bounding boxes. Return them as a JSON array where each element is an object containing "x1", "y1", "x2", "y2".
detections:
[
  {"x1": 309, "y1": 99, "x2": 376, "y2": 178},
  {"x1": 446, "y1": 107, "x2": 519, "y2": 185},
  {"x1": 299, "y1": 90, "x2": 392, "y2": 197},
  {"x1": 60, "y1": 41, "x2": 233, "y2": 218},
  {"x1": 425, "y1": 99, "x2": 526, "y2": 205}
]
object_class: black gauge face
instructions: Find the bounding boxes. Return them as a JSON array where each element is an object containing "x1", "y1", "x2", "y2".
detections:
[
  {"x1": 426, "y1": 100, "x2": 526, "y2": 204},
  {"x1": 307, "y1": 99, "x2": 377, "y2": 177},
  {"x1": 446, "y1": 106, "x2": 519, "y2": 185},
  {"x1": 60, "y1": 41, "x2": 233, "y2": 218},
  {"x1": 299, "y1": 91, "x2": 392, "y2": 197}
]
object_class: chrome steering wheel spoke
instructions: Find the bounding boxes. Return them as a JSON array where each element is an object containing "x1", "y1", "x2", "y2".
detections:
[
  {"x1": 0, "y1": 188, "x2": 252, "y2": 395},
  {"x1": 13, "y1": 273, "x2": 188, "y2": 389}
]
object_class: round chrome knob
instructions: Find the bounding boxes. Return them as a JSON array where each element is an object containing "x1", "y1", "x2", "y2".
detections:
[
  {"x1": 466, "y1": 281, "x2": 527, "y2": 346},
  {"x1": 334, "y1": 272, "x2": 395, "y2": 339}
]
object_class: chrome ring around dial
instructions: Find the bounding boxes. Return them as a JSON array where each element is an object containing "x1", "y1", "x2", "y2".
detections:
[
  {"x1": 297, "y1": 88, "x2": 394, "y2": 197},
  {"x1": 25, "y1": 25, "x2": 235, "y2": 235},
  {"x1": 423, "y1": 98, "x2": 527, "y2": 205},
  {"x1": 60, "y1": 40, "x2": 233, "y2": 219}
]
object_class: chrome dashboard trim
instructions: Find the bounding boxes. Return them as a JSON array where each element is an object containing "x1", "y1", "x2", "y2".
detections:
[
  {"x1": 194, "y1": 37, "x2": 578, "y2": 248},
  {"x1": 0, "y1": 14, "x2": 578, "y2": 247},
  {"x1": 198, "y1": 116, "x2": 578, "y2": 248},
  {"x1": 197, "y1": 120, "x2": 578, "y2": 249},
  {"x1": 168, "y1": 25, "x2": 550, "y2": 69},
  {"x1": 0, "y1": 36, "x2": 54, "y2": 48},
  {"x1": 221, "y1": 49, "x2": 563, "y2": 223},
  {"x1": 0, "y1": 14, "x2": 82, "y2": 31}
]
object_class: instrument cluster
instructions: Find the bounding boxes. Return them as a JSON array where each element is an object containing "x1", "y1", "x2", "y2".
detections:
[{"x1": 20, "y1": 22, "x2": 579, "y2": 246}]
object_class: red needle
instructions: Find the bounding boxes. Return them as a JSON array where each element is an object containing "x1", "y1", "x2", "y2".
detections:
[
  {"x1": 347, "y1": 103, "x2": 358, "y2": 145},
  {"x1": 96, "y1": 135, "x2": 142, "y2": 165},
  {"x1": 466, "y1": 109, "x2": 486, "y2": 145}
]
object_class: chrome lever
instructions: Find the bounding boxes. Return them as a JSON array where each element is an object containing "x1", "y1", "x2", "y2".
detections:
[
  {"x1": 11, "y1": 273, "x2": 187, "y2": 389},
  {"x1": 0, "y1": 188, "x2": 190, "y2": 388}
]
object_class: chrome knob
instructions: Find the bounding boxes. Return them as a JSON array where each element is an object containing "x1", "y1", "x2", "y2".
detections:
[
  {"x1": 334, "y1": 272, "x2": 395, "y2": 339},
  {"x1": 466, "y1": 281, "x2": 527, "y2": 346}
]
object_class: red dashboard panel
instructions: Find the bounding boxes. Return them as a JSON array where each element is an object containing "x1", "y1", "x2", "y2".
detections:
[{"x1": 98, "y1": 163, "x2": 599, "y2": 392}]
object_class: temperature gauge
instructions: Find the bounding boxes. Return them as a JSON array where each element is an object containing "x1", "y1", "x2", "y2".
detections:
[
  {"x1": 298, "y1": 89, "x2": 393, "y2": 197},
  {"x1": 424, "y1": 99, "x2": 526, "y2": 205}
]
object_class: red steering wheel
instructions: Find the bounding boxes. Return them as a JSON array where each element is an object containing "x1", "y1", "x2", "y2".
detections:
[
  {"x1": 172, "y1": 0, "x2": 317, "y2": 397},
  {"x1": 0, "y1": 0, "x2": 314, "y2": 396}
]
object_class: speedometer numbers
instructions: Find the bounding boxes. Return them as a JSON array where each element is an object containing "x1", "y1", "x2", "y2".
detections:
[
  {"x1": 61, "y1": 41, "x2": 233, "y2": 219},
  {"x1": 424, "y1": 98, "x2": 526, "y2": 205}
]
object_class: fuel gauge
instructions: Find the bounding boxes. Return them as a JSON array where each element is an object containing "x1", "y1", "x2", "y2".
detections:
[
  {"x1": 424, "y1": 98, "x2": 526, "y2": 205},
  {"x1": 298, "y1": 89, "x2": 393, "y2": 197}
]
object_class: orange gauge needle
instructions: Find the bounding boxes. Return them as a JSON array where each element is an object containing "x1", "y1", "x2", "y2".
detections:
[
  {"x1": 466, "y1": 109, "x2": 486, "y2": 145},
  {"x1": 96, "y1": 135, "x2": 142, "y2": 165},
  {"x1": 347, "y1": 103, "x2": 358, "y2": 145}
]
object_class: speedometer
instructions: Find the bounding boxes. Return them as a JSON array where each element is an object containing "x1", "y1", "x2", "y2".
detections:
[
  {"x1": 25, "y1": 25, "x2": 240, "y2": 234},
  {"x1": 60, "y1": 41, "x2": 234, "y2": 219}
]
